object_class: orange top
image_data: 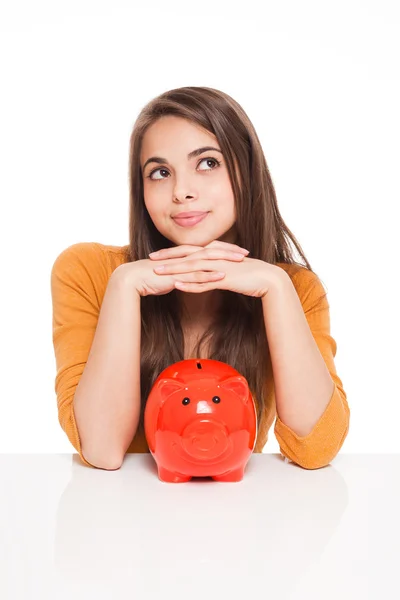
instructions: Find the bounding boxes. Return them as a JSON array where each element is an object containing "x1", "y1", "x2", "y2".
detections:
[{"x1": 50, "y1": 242, "x2": 350, "y2": 470}]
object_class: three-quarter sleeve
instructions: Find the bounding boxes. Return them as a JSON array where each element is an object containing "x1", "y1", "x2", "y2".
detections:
[
  {"x1": 50, "y1": 242, "x2": 110, "y2": 468},
  {"x1": 274, "y1": 274, "x2": 350, "y2": 469}
]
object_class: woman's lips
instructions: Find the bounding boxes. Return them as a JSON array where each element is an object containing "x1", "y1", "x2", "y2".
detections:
[{"x1": 172, "y1": 212, "x2": 210, "y2": 227}]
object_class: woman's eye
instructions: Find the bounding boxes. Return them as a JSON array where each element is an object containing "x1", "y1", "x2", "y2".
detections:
[
  {"x1": 147, "y1": 157, "x2": 220, "y2": 181},
  {"x1": 198, "y1": 158, "x2": 220, "y2": 171}
]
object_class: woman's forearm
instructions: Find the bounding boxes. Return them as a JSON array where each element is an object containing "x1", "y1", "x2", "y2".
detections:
[
  {"x1": 73, "y1": 267, "x2": 142, "y2": 469},
  {"x1": 262, "y1": 272, "x2": 335, "y2": 437}
]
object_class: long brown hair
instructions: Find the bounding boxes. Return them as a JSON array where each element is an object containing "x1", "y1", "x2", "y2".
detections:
[{"x1": 127, "y1": 86, "x2": 316, "y2": 436}]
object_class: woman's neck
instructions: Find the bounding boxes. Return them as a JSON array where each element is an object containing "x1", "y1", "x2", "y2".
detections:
[{"x1": 180, "y1": 289, "x2": 222, "y2": 327}]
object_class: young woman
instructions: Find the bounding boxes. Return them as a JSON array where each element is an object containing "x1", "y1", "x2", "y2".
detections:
[{"x1": 51, "y1": 86, "x2": 350, "y2": 471}]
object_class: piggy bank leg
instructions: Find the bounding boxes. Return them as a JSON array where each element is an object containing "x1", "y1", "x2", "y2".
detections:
[
  {"x1": 212, "y1": 466, "x2": 245, "y2": 482},
  {"x1": 158, "y1": 466, "x2": 192, "y2": 483}
]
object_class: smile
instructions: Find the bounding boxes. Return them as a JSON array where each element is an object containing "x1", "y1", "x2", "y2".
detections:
[{"x1": 172, "y1": 212, "x2": 210, "y2": 227}]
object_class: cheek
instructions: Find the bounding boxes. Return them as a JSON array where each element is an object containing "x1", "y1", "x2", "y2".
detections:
[
  {"x1": 147, "y1": 178, "x2": 172, "y2": 195},
  {"x1": 143, "y1": 191, "x2": 167, "y2": 219},
  {"x1": 208, "y1": 184, "x2": 236, "y2": 213},
  {"x1": 208, "y1": 173, "x2": 235, "y2": 199}
]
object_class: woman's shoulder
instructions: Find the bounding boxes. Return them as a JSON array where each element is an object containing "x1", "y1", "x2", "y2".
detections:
[
  {"x1": 276, "y1": 261, "x2": 327, "y2": 295},
  {"x1": 50, "y1": 242, "x2": 132, "y2": 302},
  {"x1": 276, "y1": 261, "x2": 308, "y2": 280},
  {"x1": 51, "y1": 241, "x2": 130, "y2": 274},
  {"x1": 95, "y1": 242, "x2": 131, "y2": 272}
]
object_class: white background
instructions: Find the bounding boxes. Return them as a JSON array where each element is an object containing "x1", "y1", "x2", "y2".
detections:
[{"x1": 0, "y1": 0, "x2": 398, "y2": 455}]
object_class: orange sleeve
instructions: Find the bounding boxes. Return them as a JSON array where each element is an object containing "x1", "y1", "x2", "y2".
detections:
[
  {"x1": 50, "y1": 242, "x2": 110, "y2": 468},
  {"x1": 274, "y1": 273, "x2": 350, "y2": 469}
]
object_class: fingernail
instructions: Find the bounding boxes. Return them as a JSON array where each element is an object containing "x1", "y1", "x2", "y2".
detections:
[
  {"x1": 149, "y1": 251, "x2": 159, "y2": 257},
  {"x1": 234, "y1": 252, "x2": 245, "y2": 258}
]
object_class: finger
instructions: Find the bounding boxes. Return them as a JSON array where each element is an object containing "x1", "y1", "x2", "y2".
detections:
[
  {"x1": 174, "y1": 269, "x2": 225, "y2": 292},
  {"x1": 174, "y1": 271, "x2": 225, "y2": 283},
  {"x1": 175, "y1": 278, "x2": 223, "y2": 291},
  {"x1": 202, "y1": 248, "x2": 247, "y2": 260},
  {"x1": 149, "y1": 242, "x2": 249, "y2": 259},
  {"x1": 149, "y1": 245, "x2": 203, "y2": 259},
  {"x1": 206, "y1": 240, "x2": 249, "y2": 254},
  {"x1": 153, "y1": 255, "x2": 243, "y2": 274},
  {"x1": 167, "y1": 249, "x2": 245, "y2": 263}
]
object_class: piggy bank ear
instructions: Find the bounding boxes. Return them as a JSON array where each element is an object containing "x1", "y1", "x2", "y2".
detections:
[
  {"x1": 219, "y1": 375, "x2": 249, "y2": 403},
  {"x1": 157, "y1": 378, "x2": 186, "y2": 402},
  {"x1": 145, "y1": 378, "x2": 186, "y2": 453}
]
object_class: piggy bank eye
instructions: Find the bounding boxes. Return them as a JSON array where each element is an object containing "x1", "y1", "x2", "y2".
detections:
[
  {"x1": 182, "y1": 397, "x2": 190, "y2": 405},
  {"x1": 212, "y1": 396, "x2": 221, "y2": 404}
]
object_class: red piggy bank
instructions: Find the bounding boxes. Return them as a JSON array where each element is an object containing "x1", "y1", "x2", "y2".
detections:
[{"x1": 144, "y1": 358, "x2": 257, "y2": 483}]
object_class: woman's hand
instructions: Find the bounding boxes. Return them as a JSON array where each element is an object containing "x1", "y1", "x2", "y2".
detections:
[
  {"x1": 148, "y1": 240, "x2": 283, "y2": 298},
  {"x1": 125, "y1": 240, "x2": 251, "y2": 297}
]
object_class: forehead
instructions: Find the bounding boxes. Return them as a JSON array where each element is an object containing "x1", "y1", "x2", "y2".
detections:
[{"x1": 141, "y1": 116, "x2": 217, "y2": 157}]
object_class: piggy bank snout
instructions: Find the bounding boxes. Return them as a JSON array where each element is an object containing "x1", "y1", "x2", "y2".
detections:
[{"x1": 181, "y1": 419, "x2": 229, "y2": 459}]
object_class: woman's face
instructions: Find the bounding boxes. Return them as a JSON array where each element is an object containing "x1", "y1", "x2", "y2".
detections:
[{"x1": 140, "y1": 115, "x2": 237, "y2": 247}]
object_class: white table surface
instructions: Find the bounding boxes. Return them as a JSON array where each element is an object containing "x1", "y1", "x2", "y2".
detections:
[{"x1": 0, "y1": 453, "x2": 396, "y2": 600}]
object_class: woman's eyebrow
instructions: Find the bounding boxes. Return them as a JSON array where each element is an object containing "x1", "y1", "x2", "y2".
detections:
[{"x1": 142, "y1": 146, "x2": 222, "y2": 171}]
